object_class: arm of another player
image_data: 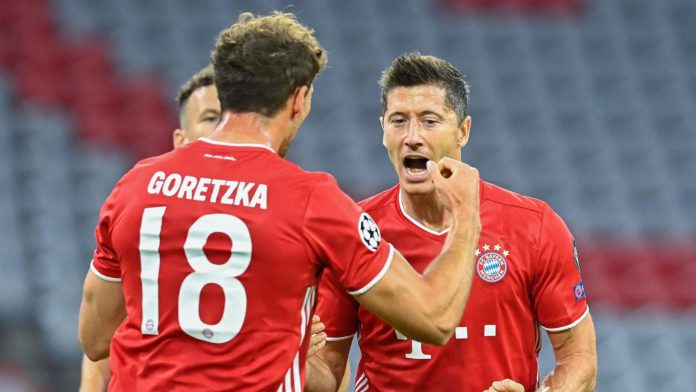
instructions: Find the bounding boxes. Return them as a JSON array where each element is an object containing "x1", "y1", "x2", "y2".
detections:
[
  {"x1": 78, "y1": 269, "x2": 126, "y2": 361},
  {"x1": 79, "y1": 355, "x2": 110, "y2": 392},
  {"x1": 538, "y1": 313, "x2": 597, "y2": 391},
  {"x1": 308, "y1": 315, "x2": 327, "y2": 358},
  {"x1": 305, "y1": 337, "x2": 352, "y2": 392},
  {"x1": 305, "y1": 268, "x2": 354, "y2": 392},
  {"x1": 305, "y1": 313, "x2": 351, "y2": 392},
  {"x1": 354, "y1": 159, "x2": 481, "y2": 345}
]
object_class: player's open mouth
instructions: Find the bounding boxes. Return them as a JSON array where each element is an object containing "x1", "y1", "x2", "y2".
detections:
[{"x1": 403, "y1": 155, "x2": 430, "y2": 181}]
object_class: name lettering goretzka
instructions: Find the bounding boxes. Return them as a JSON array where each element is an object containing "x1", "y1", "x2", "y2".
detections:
[{"x1": 146, "y1": 171, "x2": 267, "y2": 210}]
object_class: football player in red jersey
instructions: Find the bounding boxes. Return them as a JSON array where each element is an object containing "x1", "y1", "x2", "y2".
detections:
[
  {"x1": 308, "y1": 54, "x2": 598, "y2": 392},
  {"x1": 78, "y1": 13, "x2": 482, "y2": 391},
  {"x1": 78, "y1": 64, "x2": 331, "y2": 392}
]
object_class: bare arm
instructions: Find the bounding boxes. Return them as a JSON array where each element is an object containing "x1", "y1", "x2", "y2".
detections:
[
  {"x1": 305, "y1": 338, "x2": 352, "y2": 392},
  {"x1": 337, "y1": 362, "x2": 350, "y2": 392},
  {"x1": 354, "y1": 159, "x2": 481, "y2": 345},
  {"x1": 539, "y1": 313, "x2": 597, "y2": 391},
  {"x1": 78, "y1": 270, "x2": 126, "y2": 361},
  {"x1": 483, "y1": 314, "x2": 596, "y2": 392},
  {"x1": 79, "y1": 355, "x2": 110, "y2": 392}
]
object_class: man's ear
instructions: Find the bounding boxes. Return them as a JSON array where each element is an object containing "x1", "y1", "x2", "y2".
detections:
[
  {"x1": 173, "y1": 129, "x2": 186, "y2": 149},
  {"x1": 457, "y1": 115, "x2": 472, "y2": 148},
  {"x1": 380, "y1": 116, "x2": 387, "y2": 148},
  {"x1": 291, "y1": 85, "x2": 310, "y2": 119}
]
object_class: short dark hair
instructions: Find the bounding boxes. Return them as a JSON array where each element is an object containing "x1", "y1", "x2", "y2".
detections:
[
  {"x1": 212, "y1": 11, "x2": 327, "y2": 117},
  {"x1": 177, "y1": 64, "x2": 215, "y2": 110},
  {"x1": 379, "y1": 53, "x2": 470, "y2": 124}
]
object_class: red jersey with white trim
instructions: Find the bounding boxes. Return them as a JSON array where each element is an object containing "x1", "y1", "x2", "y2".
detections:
[
  {"x1": 90, "y1": 138, "x2": 393, "y2": 392},
  {"x1": 316, "y1": 182, "x2": 588, "y2": 392}
]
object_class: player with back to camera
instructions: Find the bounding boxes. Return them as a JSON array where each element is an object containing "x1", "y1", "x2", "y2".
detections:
[
  {"x1": 78, "y1": 64, "x2": 330, "y2": 391},
  {"x1": 78, "y1": 13, "x2": 482, "y2": 391},
  {"x1": 307, "y1": 53, "x2": 598, "y2": 392}
]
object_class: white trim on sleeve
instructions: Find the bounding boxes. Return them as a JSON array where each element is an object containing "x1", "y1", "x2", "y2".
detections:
[
  {"x1": 541, "y1": 306, "x2": 590, "y2": 332},
  {"x1": 348, "y1": 244, "x2": 394, "y2": 296},
  {"x1": 90, "y1": 260, "x2": 122, "y2": 283},
  {"x1": 325, "y1": 334, "x2": 355, "y2": 342}
]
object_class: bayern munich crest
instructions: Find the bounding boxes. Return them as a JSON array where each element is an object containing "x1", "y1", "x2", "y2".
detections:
[{"x1": 476, "y1": 244, "x2": 509, "y2": 283}]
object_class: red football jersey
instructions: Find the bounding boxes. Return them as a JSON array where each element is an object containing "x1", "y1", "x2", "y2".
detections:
[
  {"x1": 316, "y1": 182, "x2": 588, "y2": 392},
  {"x1": 90, "y1": 138, "x2": 394, "y2": 392}
]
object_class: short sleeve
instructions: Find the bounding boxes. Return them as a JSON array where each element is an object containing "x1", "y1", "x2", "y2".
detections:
[
  {"x1": 315, "y1": 268, "x2": 360, "y2": 339},
  {"x1": 303, "y1": 174, "x2": 394, "y2": 295},
  {"x1": 90, "y1": 184, "x2": 122, "y2": 282},
  {"x1": 532, "y1": 204, "x2": 588, "y2": 331}
]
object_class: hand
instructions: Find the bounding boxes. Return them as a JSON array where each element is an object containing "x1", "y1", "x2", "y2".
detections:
[
  {"x1": 484, "y1": 379, "x2": 525, "y2": 392},
  {"x1": 308, "y1": 315, "x2": 327, "y2": 358},
  {"x1": 427, "y1": 158, "x2": 480, "y2": 220}
]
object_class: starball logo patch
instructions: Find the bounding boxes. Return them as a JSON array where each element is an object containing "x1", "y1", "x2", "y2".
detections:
[{"x1": 358, "y1": 213, "x2": 381, "y2": 252}]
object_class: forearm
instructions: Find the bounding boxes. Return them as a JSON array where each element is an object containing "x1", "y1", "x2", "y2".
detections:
[
  {"x1": 420, "y1": 211, "x2": 480, "y2": 335},
  {"x1": 354, "y1": 159, "x2": 481, "y2": 345},
  {"x1": 539, "y1": 353, "x2": 597, "y2": 391},
  {"x1": 78, "y1": 271, "x2": 126, "y2": 360},
  {"x1": 540, "y1": 314, "x2": 597, "y2": 392},
  {"x1": 305, "y1": 356, "x2": 339, "y2": 392},
  {"x1": 356, "y1": 211, "x2": 480, "y2": 345},
  {"x1": 79, "y1": 304, "x2": 115, "y2": 360},
  {"x1": 80, "y1": 355, "x2": 110, "y2": 392}
]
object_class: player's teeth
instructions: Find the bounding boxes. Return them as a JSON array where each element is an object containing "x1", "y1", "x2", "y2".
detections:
[{"x1": 407, "y1": 167, "x2": 426, "y2": 175}]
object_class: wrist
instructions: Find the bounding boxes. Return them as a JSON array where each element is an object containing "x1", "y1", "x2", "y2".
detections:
[{"x1": 449, "y1": 209, "x2": 481, "y2": 237}]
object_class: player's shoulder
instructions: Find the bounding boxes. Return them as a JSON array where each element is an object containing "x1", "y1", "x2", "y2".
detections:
[
  {"x1": 96, "y1": 152, "x2": 174, "y2": 208},
  {"x1": 133, "y1": 152, "x2": 173, "y2": 171},
  {"x1": 481, "y1": 180, "x2": 551, "y2": 215},
  {"x1": 482, "y1": 180, "x2": 569, "y2": 231},
  {"x1": 284, "y1": 168, "x2": 348, "y2": 199},
  {"x1": 246, "y1": 151, "x2": 329, "y2": 183},
  {"x1": 118, "y1": 151, "x2": 176, "y2": 182},
  {"x1": 357, "y1": 185, "x2": 399, "y2": 213},
  {"x1": 300, "y1": 169, "x2": 340, "y2": 189}
]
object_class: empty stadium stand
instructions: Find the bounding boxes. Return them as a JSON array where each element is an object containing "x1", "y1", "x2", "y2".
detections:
[{"x1": 0, "y1": 0, "x2": 694, "y2": 390}]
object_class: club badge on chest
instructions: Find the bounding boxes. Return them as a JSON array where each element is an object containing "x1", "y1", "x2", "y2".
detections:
[{"x1": 475, "y1": 244, "x2": 509, "y2": 283}]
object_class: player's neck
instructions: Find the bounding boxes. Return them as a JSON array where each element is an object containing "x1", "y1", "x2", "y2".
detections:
[
  {"x1": 401, "y1": 190, "x2": 450, "y2": 233},
  {"x1": 207, "y1": 111, "x2": 291, "y2": 154}
]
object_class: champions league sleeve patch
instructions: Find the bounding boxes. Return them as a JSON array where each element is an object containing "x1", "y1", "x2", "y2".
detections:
[
  {"x1": 573, "y1": 239, "x2": 581, "y2": 273},
  {"x1": 358, "y1": 213, "x2": 381, "y2": 252},
  {"x1": 573, "y1": 281, "x2": 586, "y2": 301}
]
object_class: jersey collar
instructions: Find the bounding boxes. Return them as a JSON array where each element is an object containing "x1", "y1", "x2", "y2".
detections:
[
  {"x1": 198, "y1": 137, "x2": 276, "y2": 153},
  {"x1": 397, "y1": 188, "x2": 450, "y2": 236}
]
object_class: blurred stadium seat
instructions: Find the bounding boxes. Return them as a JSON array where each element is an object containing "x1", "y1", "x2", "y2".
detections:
[{"x1": 0, "y1": 0, "x2": 694, "y2": 390}]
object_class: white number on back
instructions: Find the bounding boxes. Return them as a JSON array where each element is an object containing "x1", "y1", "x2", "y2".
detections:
[{"x1": 139, "y1": 207, "x2": 252, "y2": 344}]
